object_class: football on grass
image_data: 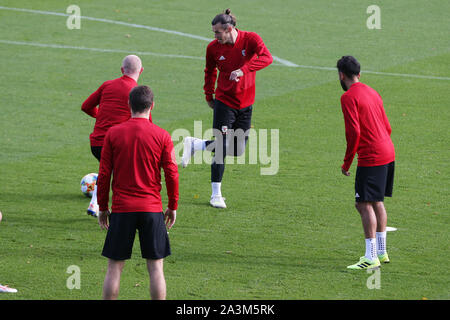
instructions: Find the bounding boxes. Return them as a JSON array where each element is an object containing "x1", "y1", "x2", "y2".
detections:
[{"x1": 80, "y1": 173, "x2": 98, "y2": 197}]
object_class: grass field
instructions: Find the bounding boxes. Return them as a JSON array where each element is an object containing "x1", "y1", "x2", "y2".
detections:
[{"x1": 0, "y1": 0, "x2": 449, "y2": 300}]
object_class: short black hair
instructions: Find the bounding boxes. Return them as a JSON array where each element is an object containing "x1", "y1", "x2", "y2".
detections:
[
  {"x1": 129, "y1": 85, "x2": 154, "y2": 114},
  {"x1": 337, "y1": 56, "x2": 361, "y2": 78}
]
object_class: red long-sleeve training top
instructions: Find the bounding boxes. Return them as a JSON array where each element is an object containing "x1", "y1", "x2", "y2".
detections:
[
  {"x1": 340, "y1": 82, "x2": 395, "y2": 171},
  {"x1": 204, "y1": 29, "x2": 273, "y2": 109},
  {"x1": 97, "y1": 118, "x2": 179, "y2": 213},
  {"x1": 82, "y1": 75, "x2": 153, "y2": 146}
]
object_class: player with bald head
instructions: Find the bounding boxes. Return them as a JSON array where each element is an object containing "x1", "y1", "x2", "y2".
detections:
[
  {"x1": 81, "y1": 55, "x2": 145, "y2": 217},
  {"x1": 121, "y1": 54, "x2": 143, "y2": 76}
]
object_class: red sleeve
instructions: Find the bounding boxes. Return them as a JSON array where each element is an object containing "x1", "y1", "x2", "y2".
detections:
[
  {"x1": 203, "y1": 44, "x2": 217, "y2": 102},
  {"x1": 240, "y1": 32, "x2": 273, "y2": 75},
  {"x1": 97, "y1": 130, "x2": 113, "y2": 211},
  {"x1": 81, "y1": 83, "x2": 105, "y2": 118},
  {"x1": 341, "y1": 94, "x2": 360, "y2": 172},
  {"x1": 161, "y1": 134, "x2": 179, "y2": 210}
]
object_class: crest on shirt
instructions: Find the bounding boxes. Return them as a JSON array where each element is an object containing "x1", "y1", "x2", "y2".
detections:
[
  {"x1": 221, "y1": 126, "x2": 228, "y2": 134},
  {"x1": 242, "y1": 50, "x2": 246, "y2": 56},
  {"x1": 219, "y1": 55, "x2": 226, "y2": 61}
]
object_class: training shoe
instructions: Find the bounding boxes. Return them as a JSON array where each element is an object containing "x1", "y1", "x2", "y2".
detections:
[
  {"x1": 210, "y1": 195, "x2": 227, "y2": 208},
  {"x1": 378, "y1": 252, "x2": 390, "y2": 263},
  {"x1": 347, "y1": 256, "x2": 381, "y2": 270},
  {"x1": 181, "y1": 137, "x2": 196, "y2": 168},
  {"x1": 87, "y1": 203, "x2": 99, "y2": 217},
  {"x1": 0, "y1": 284, "x2": 17, "y2": 293}
]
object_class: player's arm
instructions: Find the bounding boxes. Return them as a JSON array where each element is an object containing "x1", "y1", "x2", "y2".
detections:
[
  {"x1": 341, "y1": 95, "x2": 360, "y2": 173},
  {"x1": 97, "y1": 131, "x2": 113, "y2": 229},
  {"x1": 239, "y1": 32, "x2": 273, "y2": 75},
  {"x1": 204, "y1": 45, "x2": 217, "y2": 108},
  {"x1": 81, "y1": 83, "x2": 105, "y2": 118},
  {"x1": 161, "y1": 135, "x2": 179, "y2": 229}
]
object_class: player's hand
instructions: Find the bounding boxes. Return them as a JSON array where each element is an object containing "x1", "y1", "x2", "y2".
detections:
[
  {"x1": 207, "y1": 100, "x2": 214, "y2": 109},
  {"x1": 164, "y1": 208, "x2": 176, "y2": 229},
  {"x1": 98, "y1": 210, "x2": 111, "y2": 230},
  {"x1": 341, "y1": 167, "x2": 351, "y2": 176},
  {"x1": 229, "y1": 69, "x2": 243, "y2": 82}
]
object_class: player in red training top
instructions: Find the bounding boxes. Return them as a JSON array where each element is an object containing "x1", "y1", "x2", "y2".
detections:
[
  {"x1": 337, "y1": 56, "x2": 395, "y2": 270},
  {"x1": 97, "y1": 85, "x2": 178, "y2": 300},
  {"x1": 181, "y1": 8, "x2": 273, "y2": 208},
  {"x1": 81, "y1": 55, "x2": 144, "y2": 217}
]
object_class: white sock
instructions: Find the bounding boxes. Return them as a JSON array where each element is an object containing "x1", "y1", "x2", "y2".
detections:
[
  {"x1": 193, "y1": 138, "x2": 206, "y2": 151},
  {"x1": 211, "y1": 182, "x2": 222, "y2": 197},
  {"x1": 365, "y1": 238, "x2": 377, "y2": 261},
  {"x1": 376, "y1": 231, "x2": 387, "y2": 255},
  {"x1": 90, "y1": 185, "x2": 98, "y2": 207}
]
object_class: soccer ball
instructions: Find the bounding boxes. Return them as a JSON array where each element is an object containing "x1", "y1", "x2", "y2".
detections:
[{"x1": 80, "y1": 173, "x2": 98, "y2": 197}]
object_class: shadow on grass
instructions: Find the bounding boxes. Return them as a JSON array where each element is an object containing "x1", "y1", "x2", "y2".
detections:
[
  {"x1": 1, "y1": 191, "x2": 89, "y2": 203},
  {"x1": 167, "y1": 251, "x2": 305, "y2": 270}
]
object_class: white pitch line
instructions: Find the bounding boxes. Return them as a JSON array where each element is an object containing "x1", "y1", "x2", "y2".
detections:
[
  {"x1": 272, "y1": 56, "x2": 299, "y2": 67},
  {"x1": 360, "y1": 70, "x2": 450, "y2": 81},
  {"x1": 0, "y1": 38, "x2": 285, "y2": 66},
  {"x1": 0, "y1": 5, "x2": 296, "y2": 67},
  {"x1": 278, "y1": 63, "x2": 450, "y2": 80},
  {"x1": 0, "y1": 39, "x2": 204, "y2": 61},
  {"x1": 0, "y1": 6, "x2": 211, "y2": 42},
  {"x1": 1, "y1": 6, "x2": 449, "y2": 81},
  {"x1": 3, "y1": 39, "x2": 449, "y2": 81}
]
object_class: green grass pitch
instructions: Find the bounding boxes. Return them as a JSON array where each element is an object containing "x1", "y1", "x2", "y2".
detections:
[{"x1": 0, "y1": 0, "x2": 448, "y2": 300}]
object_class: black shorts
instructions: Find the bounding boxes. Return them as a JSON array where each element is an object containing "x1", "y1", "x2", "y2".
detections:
[
  {"x1": 213, "y1": 99, "x2": 253, "y2": 133},
  {"x1": 355, "y1": 161, "x2": 395, "y2": 202},
  {"x1": 210, "y1": 99, "x2": 252, "y2": 158},
  {"x1": 102, "y1": 212, "x2": 171, "y2": 260},
  {"x1": 91, "y1": 146, "x2": 102, "y2": 162}
]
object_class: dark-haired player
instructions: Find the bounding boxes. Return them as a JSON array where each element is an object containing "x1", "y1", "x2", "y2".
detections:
[
  {"x1": 97, "y1": 85, "x2": 178, "y2": 299},
  {"x1": 337, "y1": 56, "x2": 395, "y2": 270},
  {"x1": 182, "y1": 9, "x2": 273, "y2": 208}
]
